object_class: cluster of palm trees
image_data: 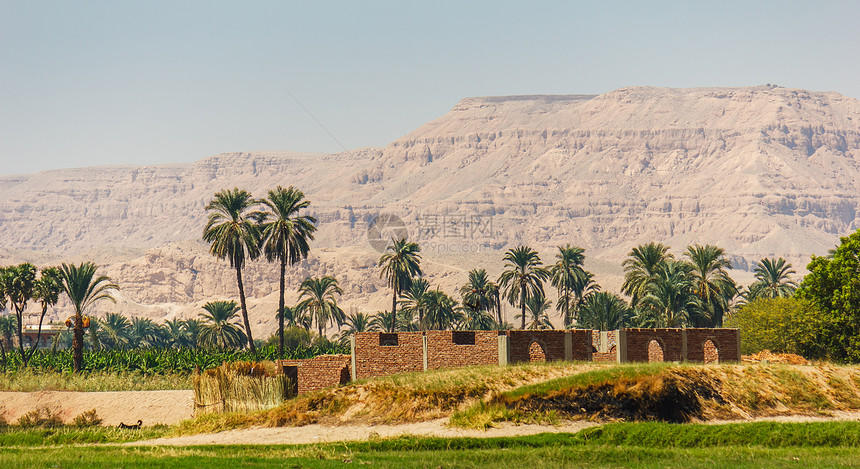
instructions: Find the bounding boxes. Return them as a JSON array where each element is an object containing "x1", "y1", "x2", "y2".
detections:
[
  {"x1": 0, "y1": 261, "x2": 117, "y2": 371},
  {"x1": 371, "y1": 242, "x2": 600, "y2": 332},
  {"x1": 619, "y1": 243, "x2": 798, "y2": 328}
]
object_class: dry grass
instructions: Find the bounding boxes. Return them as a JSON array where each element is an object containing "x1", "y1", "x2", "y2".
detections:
[
  {"x1": 174, "y1": 361, "x2": 860, "y2": 435},
  {"x1": 453, "y1": 363, "x2": 860, "y2": 428},
  {"x1": 193, "y1": 361, "x2": 287, "y2": 415}
]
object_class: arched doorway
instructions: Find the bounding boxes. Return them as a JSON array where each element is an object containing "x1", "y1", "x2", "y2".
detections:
[
  {"x1": 647, "y1": 339, "x2": 664, "y2": 362},
  {"x1": 529, "y1": 341, "x2": 546, "y2": 363},
  {"x1": 703, "y1": 339, "x2": 719, "y2": 364}
]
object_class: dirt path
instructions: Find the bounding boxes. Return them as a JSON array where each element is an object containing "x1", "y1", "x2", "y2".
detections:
[
  {"x1": 0, "y1": 390, "x2": 194, "y2": 426},
  {"x1": 129, "y1": 419, "x2": 601, "y2": 446}
]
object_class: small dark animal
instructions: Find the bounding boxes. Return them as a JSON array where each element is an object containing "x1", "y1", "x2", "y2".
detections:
[{"x1": 118, "y1": 420, "x2": 142, "y2": 429}]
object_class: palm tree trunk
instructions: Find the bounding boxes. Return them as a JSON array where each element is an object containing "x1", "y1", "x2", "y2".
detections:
[
  {"x1": 235, "y1": 265, "x2": 256, "y2": 354},
  {"x1": 14, "y1": 307, "x2": 28, "y2": 368},
  {"x1": 24, "y1": 304, "x2": 49, "y2": 365},
  {"x1": 73, "y1": 310, "x2": 84, "y2": 373},
  {"x1": 390, "y1": 290, "x2": 397, "y2": 333},
  {"x1": 278, "y1": 257, "x2": 286, "y2": 358},
  {"x1": 520, "y1": 288, "x2": 526, "y2": 330}
]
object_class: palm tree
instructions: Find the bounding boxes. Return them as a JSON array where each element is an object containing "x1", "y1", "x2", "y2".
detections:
[
  {"x1": 58, "y1": 262, "x2": 118, "y2": 372},
  {"x1": 369, "y1": 311, "x2": 395, "y2": 332},
  {"x1": 162, "y1": 319, "x2": 187, "y2": 348},
  {"x1": 259, "y1": 186, "x2": 318, "y2": 358},
  {"x1": 571, "y1": 271, "x2": 600, "y2": 317},
  {"x1": 98, "y1": 312, "x2": 132, "y2": 349},
  {"x1": 24, "y1": 267, "x2": 62, "y2": 365},
  {"x1": 130, "y1": 317, "x2": 160, "y2": 347},
  {"x1": 199, "y1": 300, "x2": 247, "y2": 349},
  {"x1": 336, "y1": 311, "x2": 379, "y2": 346},
  {"x1": 576, "y1": 292, "x2": 632, "y2": 330},
  {"x1": 400, "y1": 278, "x2": 430, "y2": 330},
  {"x1": 0, "y1": 263, "x2": 36, "y2": 363},
  {"x1": 621, "y1": 242, "x2": 673, "y2": 308},
  {"x1": 182, "y1": 319, "x2": 205, "y2": 348},
  {"x1": 459, "y1": 269, "x2": 502, "y2": 326},
  {"x1": 748, "y1": 257, "x2": 798, "y2": 300},
  {"x1": 639, "y1": 260, "x2": 700, "y2": 327},
  {"x1": 203, "y1": 188, "x2": 262, "y2": 353},
  {"x1": 684, "y1": 244, "x2": 737, "y2": 327},
  {"x1": 294, "y1": 276, "x2": 346, "y2": 337},
  {"x1": 498, "y1": 246, "x2": 550, "y2": 329},
  {"x1": 0, "y1": 314, "x2": 15, "y2": 365},
  {"x1": 550, "y1": 245, "x2": 588, "y2": 328},
  {"x1": 378, "y1": 237, "x2": 422, "y2": 332},
  {"x1": 423, "y1": 289, "x2": 459, "y2": 330},
  {"x1": 459, "y1": 304, "x2": 497, "y2": 330},
  {"x1": 517, "y1": 294, "x2": 554, "y2": 330}
]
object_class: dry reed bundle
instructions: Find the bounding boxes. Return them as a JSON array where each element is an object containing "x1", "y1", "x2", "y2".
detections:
[{"x1": 193, "y1": 361, "x2": 287, "y2": 415}]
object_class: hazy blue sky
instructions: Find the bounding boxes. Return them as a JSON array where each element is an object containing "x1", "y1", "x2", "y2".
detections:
[{"x1": 2, "y1": 0, "x2": 858, "y2": 175}]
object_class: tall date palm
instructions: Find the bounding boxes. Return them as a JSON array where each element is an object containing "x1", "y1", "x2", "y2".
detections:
[
  {"x1": 203, "y1": 188, "x2": 261, "y2": 353},
  {"x1": 684, "y1": 244, "x2": 737, "y2": 327},
  {"x1": 379, "y1": 237, "x2": 422, "y2": 332},
  {"x1": 550, "y1": 245, "x2": 588, "y2": 328},
  {"x1": 58, "y1": 262, "x2": 118, "y2": 372},
  {"x1": 259, "y1": 186, "x2": 318, "y2": 358},
  {"x1": 498, "y1": 246, "x2": 549, "y2": 329},
  {"x1": 622, "y1": 242, "x2": 673, "y2": 308}
]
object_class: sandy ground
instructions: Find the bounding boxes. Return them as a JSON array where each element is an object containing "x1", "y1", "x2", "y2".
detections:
[
  {"x1": 0, "y1": 390, "x2": 194, "y2": 426},
  {"x1": 130, "y1": 419, "x2": 601, "y2": 446}
]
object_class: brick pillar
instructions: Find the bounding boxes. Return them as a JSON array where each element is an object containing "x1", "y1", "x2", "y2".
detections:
[
  {"x1": 350, "y1": 335, "x2": 357, "y2": 381},
  {"x1": 681, "y1": 329, "x2": 688, "y2": 362},
  {"x1": 616, "y1": 329, "x2": 627, "y2": 363},
  {"x1": 498, "y1": 334, "x2": 509, "y2": 366},
  {"x1": 422, "y1": 334, "x2": 428, "y2": 371},
  {"x1": 564, "y1": 331, "x2": 573, "y2": 361}
]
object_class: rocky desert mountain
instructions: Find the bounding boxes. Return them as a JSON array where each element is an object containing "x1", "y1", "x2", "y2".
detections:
[{"x1": 2, "y1": 85, "x2": 859, "y2": 335}]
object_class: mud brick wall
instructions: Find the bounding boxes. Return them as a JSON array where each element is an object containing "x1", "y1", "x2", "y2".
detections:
[
  {"x1": 685, "y1": 328, "x2": 740, "y2": 362},
  {"x1": 625, "y1": 329, "x2": 685, "y2": 362},
  {"x1": 591, "y1": 330, "x2": 618, "y2": 363},
  {"x1": 508, "y1": 330, "x2": 567, "y2": 363},
  {"x1": 353, "y1": 332, "x2": 424, "y2": 379},
  {"x1": 426, "y1": 330, "x2": 499, "y2": 370},
  {"x1": 279, "y1": 355, "x2": 351, "y2": 395},
  {"x1": 569, "y1": 329, "x2": 593, "y2": 361}
]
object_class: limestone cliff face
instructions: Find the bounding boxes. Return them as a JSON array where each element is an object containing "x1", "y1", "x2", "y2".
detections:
[{"x1": 2, "y1": 86, "x2": 859, "y2": 335}]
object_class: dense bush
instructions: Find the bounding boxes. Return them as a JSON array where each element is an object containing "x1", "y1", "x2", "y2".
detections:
[
  {"x1": 724, "y1": 298, "x2": 820, "y2": 356},
  {"x1": 795, "y1": 229, "x2": 860, "y2": 362}
]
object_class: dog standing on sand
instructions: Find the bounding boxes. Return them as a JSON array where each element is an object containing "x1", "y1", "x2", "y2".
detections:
[{"x1": 118, "y1": 420, "x2": 142, "y2": 429}]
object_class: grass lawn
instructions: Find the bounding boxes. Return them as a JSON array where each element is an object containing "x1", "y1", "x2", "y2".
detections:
[{"x1": 2, "y1": 422, "x2": 860, "y2": 468}]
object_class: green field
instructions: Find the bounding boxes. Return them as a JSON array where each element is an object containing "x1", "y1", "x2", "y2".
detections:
[{"x1": 2, "y1": 422, "x2": 860, "y2": 468}]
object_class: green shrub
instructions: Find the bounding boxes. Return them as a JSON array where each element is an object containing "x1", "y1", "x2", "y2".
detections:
[
  {"x1": 72, "y1": 409, "x2": 102, "y2": 427},
  {"x1": 17, "y1": 407, "x2": 64, "y2": 428}
]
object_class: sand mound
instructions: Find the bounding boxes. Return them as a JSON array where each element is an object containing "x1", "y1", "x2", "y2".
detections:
[{"x1": 742, "y1": 350, "x2": 809, "y2": 365}]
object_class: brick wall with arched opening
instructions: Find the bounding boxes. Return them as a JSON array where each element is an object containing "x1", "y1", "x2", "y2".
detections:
[
  {"x1": 703, "y1": 339, "x2": 719, "y2": 363},
  {"x1": 529, "y1": 341, "x2": 547, "y2": 363},
  {"x1": 647, "y1": 339, "x2": 664, "y2": 362}
]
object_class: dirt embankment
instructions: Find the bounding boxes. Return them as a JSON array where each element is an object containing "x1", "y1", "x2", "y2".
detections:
[{"x1": 0, "y1": 390, "x2": 193, "y2": 426}]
